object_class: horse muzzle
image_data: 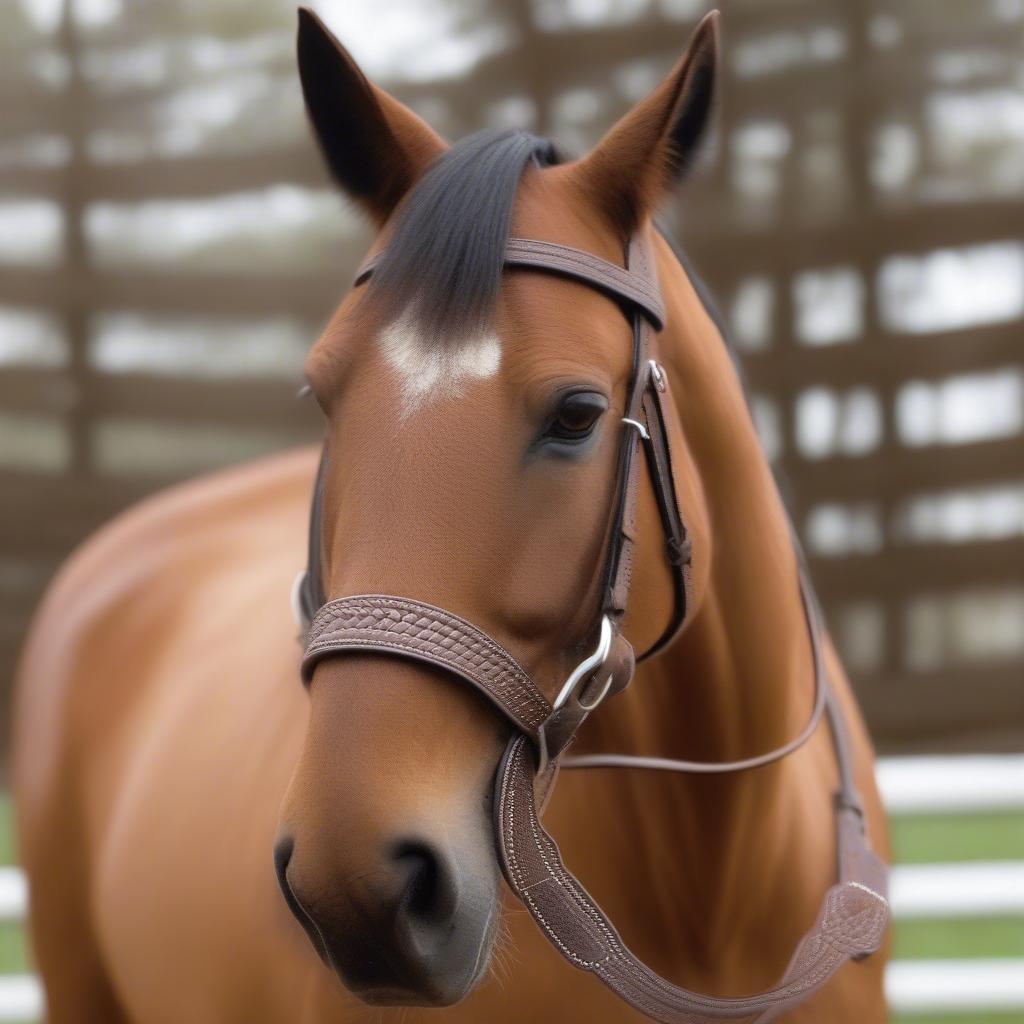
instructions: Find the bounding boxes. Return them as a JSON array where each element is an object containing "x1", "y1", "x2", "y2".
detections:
[{"x1": 275, "y1": 829, "x2": 498, "y2": 1006}]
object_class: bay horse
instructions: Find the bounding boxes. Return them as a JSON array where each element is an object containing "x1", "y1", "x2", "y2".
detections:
[{"x1": 13, "y1": 9, "x2": 890, "y2": 1022}]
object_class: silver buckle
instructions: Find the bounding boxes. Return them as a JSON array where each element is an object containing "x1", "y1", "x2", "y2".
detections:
[
  {"x1": 649, "y1": 360, "x2": 667, "y2": 392},
  {"x1": 537, "y1": 616, "x2": 615, "y2": 773},
  {"x1": 552, "y1": 616, "x2": 614, "y2": 712}
]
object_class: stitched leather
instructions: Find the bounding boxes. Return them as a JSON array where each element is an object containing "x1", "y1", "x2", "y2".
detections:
[
  {"x1": 495, "y1": 734, "x2": 889, "y2": 1024},
  {"x1": 302, "y1": 595, "x2": 551, "y2": 736}
]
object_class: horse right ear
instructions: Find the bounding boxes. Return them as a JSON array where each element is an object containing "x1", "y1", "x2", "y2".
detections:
[
  {"x1": 572, "y1": 10, "x2": 718, "y2": 238},
  {"x1": 296, "y1": 8, "x2": 447, "y2": 225}
]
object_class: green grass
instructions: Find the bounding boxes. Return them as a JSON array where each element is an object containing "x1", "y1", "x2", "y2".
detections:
[
  {"x1": 892, "y1": 811, "x2": 1024, "y2": 864},
  {"x1": 0, "y1": 922, "x2": 29, "y2": 975},
  {"x1": 0, "y1": 795, "x2": 15, "y2": 866},
  {"x1": 889, "y1": 811, "x2": 1024, "y2": 973},
  {"x1": 0, "y1": 795, "x2": 28, "y2": 976},
  {"x1": 894, "y1": 917, "x2": 1024, "y2": 960}
]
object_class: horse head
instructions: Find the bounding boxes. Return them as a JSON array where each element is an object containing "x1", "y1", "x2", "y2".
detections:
[{"x1": 275, "y1": 7, "x2": 717, "y2": 1007}]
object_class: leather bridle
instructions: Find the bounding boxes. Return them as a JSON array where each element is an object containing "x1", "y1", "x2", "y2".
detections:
[{"x1": 294, "y1": 229, "x2": 889, "y2": 1023}]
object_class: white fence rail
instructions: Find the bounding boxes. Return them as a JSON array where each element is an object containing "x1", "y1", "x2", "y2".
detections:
[
  {"x1": 0, "y1": 977, "x2": 40, "y2": 1022},
  {"x1": 887, "y1": 960, "x2": 1024, "y2": 1016},
  {"x1": 878, "y1": 754, "x2": 1024, "y2": 815},
  {"x1": 2, "y1": 754, "x2": 1022, "y2": 1021},
  {"x1": 0, "y1": 872, "x2": 25, "y2": 925},
  {"x1": 892, "y1": 861, "x2": 1024, "y2": 919}
]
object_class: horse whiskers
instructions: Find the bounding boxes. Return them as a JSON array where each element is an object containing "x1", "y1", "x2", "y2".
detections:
[
  {"x1": 485, "y1": 912, "x2": 522, "y2": 990},
  {"x1": 488, "y1": 949, "x2": 512, "y2": 990}
]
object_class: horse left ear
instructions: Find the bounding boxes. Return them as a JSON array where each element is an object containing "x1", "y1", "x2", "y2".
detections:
[{"x1": 574, "y1": 10, "x2": 719, "y2": 237}]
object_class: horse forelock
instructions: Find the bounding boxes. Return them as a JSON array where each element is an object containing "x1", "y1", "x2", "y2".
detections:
[{"x1": 367, "y1": 129, "x2": 561, "y2": 348}]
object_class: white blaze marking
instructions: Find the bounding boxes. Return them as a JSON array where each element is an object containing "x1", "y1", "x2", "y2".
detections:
[{"x1": 379, "y1": 317, "x2": 501, "y2": 417}]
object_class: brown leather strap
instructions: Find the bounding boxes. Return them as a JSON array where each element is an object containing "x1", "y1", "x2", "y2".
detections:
[
  {"x1": 638, "y1": 378, "x2": 693, "y2": 656},
  {"x1": 356, "y1": 235, "x2": 666, "y2": 330},
  {"x1": 504, "y1": 237, "x2": 666, "y2": 330},
  {"x1": 296, "y1": 448, "x2": 327, "y2": 625},
  {"x1": 302, "y1": 595, "x2": 551, "y2": 738},
  {"x1": 562, "y1": 564, "x2": 825, "y2": 775},
  {"x1": 600, "y1": 232, "x2": 690, "y2": 654},
  {"x1": 495, "y1": 731, "x2": 888, "y2": 1024}
]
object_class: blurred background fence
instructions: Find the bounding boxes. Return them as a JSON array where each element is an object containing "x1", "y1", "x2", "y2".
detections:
[
  {"x1": 1, "y1": 1, "x2": 1023, "y2": 1021},
  {"x1": 2, "y1": 0, "x2": 1022, "y2": 757}
]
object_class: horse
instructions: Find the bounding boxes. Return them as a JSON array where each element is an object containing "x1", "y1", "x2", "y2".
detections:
[{"x1": 12, "y1": 8, "x2": 890, "y2": 1022}]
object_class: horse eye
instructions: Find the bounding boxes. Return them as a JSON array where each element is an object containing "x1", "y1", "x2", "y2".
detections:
[{"x1": 548, "y1": 392, "x2": 607, "y2": 441}]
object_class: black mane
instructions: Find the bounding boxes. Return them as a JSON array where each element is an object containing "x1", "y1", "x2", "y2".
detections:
[{"x1": 367, "y1": 130, "x2": 559, "y2": 343}]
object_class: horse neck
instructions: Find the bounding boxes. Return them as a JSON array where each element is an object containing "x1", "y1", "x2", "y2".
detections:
[
  {"x1": 567, "y1": 239, "x2": 832, "y2": 976},
  {"x1": 651, "y1": 242, "x2": 815, "y2": 773}
]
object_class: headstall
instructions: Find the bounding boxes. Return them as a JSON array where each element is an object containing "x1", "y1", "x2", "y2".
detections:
[{"x1": 294, "y1": 230, "x2": 889, "y2": 1023}]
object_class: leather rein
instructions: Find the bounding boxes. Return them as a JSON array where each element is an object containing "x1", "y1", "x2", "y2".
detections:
[{"x1": 294, "y1": 230, "x2": 890, "y2": 1023}]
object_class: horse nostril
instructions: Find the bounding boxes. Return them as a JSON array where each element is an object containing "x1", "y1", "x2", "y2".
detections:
[
  {"x1": 391, "y1": 839, "x2": 459, "y2": 931},
  {"x1": 273, "y1": 836, "x2": 293, "y2": 886},
  {"x1": 273, "y1": 829, "x2": 495, "y2": 1005}
]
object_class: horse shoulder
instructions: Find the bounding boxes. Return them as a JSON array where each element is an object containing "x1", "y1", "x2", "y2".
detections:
[{"x1": 12, "y1": 446, "x2": 319, "y2": 855}]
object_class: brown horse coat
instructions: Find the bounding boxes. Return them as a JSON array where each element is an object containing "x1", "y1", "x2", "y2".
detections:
[{"x1": 13, "y1": 10, "x2": 889, "y2": 1023}]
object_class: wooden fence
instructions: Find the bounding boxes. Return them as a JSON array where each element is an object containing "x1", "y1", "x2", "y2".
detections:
[{"x1": 1, "y1": 0, "x2": 1022, "y2": 755}]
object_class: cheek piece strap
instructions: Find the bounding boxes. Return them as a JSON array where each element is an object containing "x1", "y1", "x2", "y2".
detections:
[{"x1": 296, "y1": 231, "x2": 889, "y2": 1024}]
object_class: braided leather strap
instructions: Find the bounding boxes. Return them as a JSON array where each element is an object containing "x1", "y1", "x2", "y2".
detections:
[
  {"x1": 302, "y1": 595, "x2": 552, "y2": 738},
  {"x1": 495, "y1": 735, "x2": 889, "y2": 1024}
]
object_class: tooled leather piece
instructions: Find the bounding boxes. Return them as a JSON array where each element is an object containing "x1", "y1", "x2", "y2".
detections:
[
  {"x1": 302, "y1": 595, "x2": 551, "y2": 737},
  {"x1": 495, "y1": 735, "x2": 890, "y2": 1024}
]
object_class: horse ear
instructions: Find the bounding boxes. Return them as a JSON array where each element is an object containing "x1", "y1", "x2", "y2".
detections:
[
  {"x1": 574, "y1": 10, "x2": 719, "y2": 237},
  {"x1": 296, "y1": 7, "x2": 447, "y2": 224}
]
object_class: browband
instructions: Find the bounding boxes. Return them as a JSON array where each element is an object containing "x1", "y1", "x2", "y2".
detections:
[
  {"x1": 355, "y1": 236, "x2": 666, "y2": 330},
  {"x1": 297, "y1": 228, "x2": 890, "y2": 1023}
]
